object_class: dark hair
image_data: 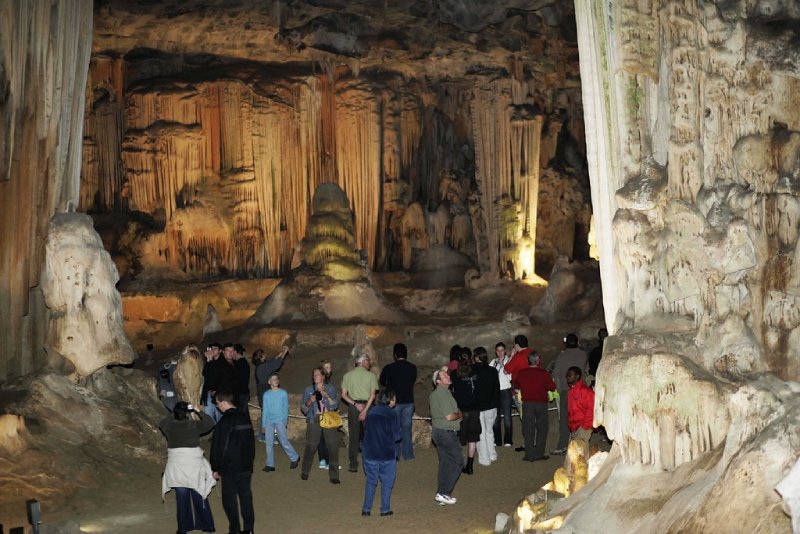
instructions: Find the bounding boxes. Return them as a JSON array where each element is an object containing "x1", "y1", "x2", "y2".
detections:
[
  {"x1": 461, "y1": 346, "x2": 472, "y2": 359},
  {"x1": 376, "y1": 388, "x2": 396, "y2": 406},
  {"x1": 473, "y1": 346, "x2": 488, "y2": 363},
  {"x1": 252, "y1": 348, "x2": 266, "y2": 365},
  {"x1": 565, "y1": 333, "x2": 578, "y2": 348},
  {"x1": 598, "y1": 328, "x2": 608, "y2": 340},
  {"x1": 393, "y1": 343, "x2": 408, "y2": 360},
  {"x1": 215, "y1": 390, "x2": 234, "y2": 405},
  {"x1": 234, "y1": 343, "x2": 246, "y2": 355},
  {"x1": 173, "y1": 401, "x2": 191, "y2": 420},
  {"x1": 495, "y1": 341, "x2": 506, "y2": 350},
  {"x1": 514, "y1": 335, "x2": 528, "y2": 348},
  {"x1": 268, "y1": 372, "x2": 279, "y2": 381},
  {"x1": 449, "y1": 345, "x2": 462, "y2": 362},
  {"x1": 456, "y1": 355, "x2": 473, "y2": 379},
  {"x1": 209, "y1": 342, "x2": 222, "y2": 350},
  {"x1": 568, "y1": 366, "x2": 583, "y2": 378},
  {"x1": 223, "y1": 342, "x2": 234, "y2": 350},
  {"x1": 312, "y1": 366, "x2": 326, "y2": 384}
]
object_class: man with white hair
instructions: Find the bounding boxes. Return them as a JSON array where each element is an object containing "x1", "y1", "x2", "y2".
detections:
[{"x1": 341, "y1": 353, "x2": 379, "y2": 472}]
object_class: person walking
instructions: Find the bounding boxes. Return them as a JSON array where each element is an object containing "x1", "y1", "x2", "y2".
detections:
[
  {"x1": 210, "y1": 391, "x2": 256, "y2": 534},
  {"x1": 513, "y1": 351, "x2": 556, "y2": 462},
  {"x1": 341, "y1": 353, "x2": 379, "y2": 472},
  {"x1": 159, "y1": 401, "x2": 216, "y2": 534},
  {"x1": 490, "y1": 342, "x2": 514, "y2": 447},
  {"x1": 361, "y1": 388, "x2": 401, "y2": 517},
  {"x1": 429, "y1": 368, "x2": 463, "y2": 505},
  {"x1": 300, "y1": 366, "x2": 341, "y2": 484},
  {"x1": 379, "y1": 343, "x2": 417, "y2": 461},
  {"x1": 550, "y1": 333, "x2": 587, "y2": 455},
  {"x1": 260, "y1": 372, "x2": 300, "y2": 472},
  {"x1": 473, "y1": 347, "x2": 500, "y2": 466}
]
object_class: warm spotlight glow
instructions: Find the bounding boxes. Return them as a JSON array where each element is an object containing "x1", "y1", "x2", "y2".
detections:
[{"x1": 588, "y1": 215, "x2": 599, "y2": 260}]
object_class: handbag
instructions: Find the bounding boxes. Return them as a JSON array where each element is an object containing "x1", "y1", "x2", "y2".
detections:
[{"x1": 319, "y1": 410, "x2": 343, "y2": 429}]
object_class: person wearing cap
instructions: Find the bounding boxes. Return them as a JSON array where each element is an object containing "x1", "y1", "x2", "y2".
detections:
[
  {"x1": 550, "y1": 333, "x2": 587, "y2": 455},
  {"x1": 429, "y1": 367, "x2": 463, "y2": 506}
]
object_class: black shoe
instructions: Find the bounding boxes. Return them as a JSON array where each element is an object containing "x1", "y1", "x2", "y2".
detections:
[
  {"x1": 262, "y1": 466, "x2": 275, "y2": 472},
  {"x1": 381, "y1": 511, "x2": 394, "y2": 517},
  {"x1": 348, "y1": 466, "x2": 359, "y2": 473},
  {"x1": 515, "y1": 446, "x2": 526, "y2": 452},
  {"x1": 290, "y1": 459, "x2": 300, "y2": 469},
  {"x1": 462, "y1": 457, "x2": 474, "y2": 475},
  {"x1": 532, "y1": 455, "x2": 550, "y2": 461},
  {"x1": 301, "y1": 473, "x2": 309, "y2": 480},
  {"x1": 330, "y1": 478, "x2": 341, "y2": 484},
  {"x1": 362, "y1": 511, "x2": 370, "y2": 516}
]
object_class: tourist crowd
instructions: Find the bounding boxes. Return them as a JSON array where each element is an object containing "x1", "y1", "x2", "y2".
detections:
[{"x1": 157, "y1": 331, "x2": 607, "y2": 534}]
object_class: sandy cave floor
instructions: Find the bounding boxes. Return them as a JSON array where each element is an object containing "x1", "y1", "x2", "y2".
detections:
[{"x1": 41, "y1": 410, "x2": 595, "y2": 533}]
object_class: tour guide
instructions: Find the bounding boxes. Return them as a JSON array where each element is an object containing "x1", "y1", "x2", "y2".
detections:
[{"x1": 429, "y1": 368, "x2": 463, "y2": 506}]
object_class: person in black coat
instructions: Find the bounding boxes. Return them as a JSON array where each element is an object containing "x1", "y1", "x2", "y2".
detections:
[
  {"x1": 472, "y1": 346, "x2": 501, "y2": 466},
  {"x1": 450, "y1": 347, "x2": 480, "y2": 475},
  {"x1": 210, "y1": 391, "x2": 256, "y2": 534}
]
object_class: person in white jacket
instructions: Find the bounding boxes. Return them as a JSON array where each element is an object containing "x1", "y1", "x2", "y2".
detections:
[{"x1": 160, "y1": 401, "x2": 216, "y2": 534}]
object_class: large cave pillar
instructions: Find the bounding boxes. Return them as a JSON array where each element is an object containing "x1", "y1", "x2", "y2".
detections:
[{"x1": 0, "y1": 0, "x2": 93, "y2": 382}]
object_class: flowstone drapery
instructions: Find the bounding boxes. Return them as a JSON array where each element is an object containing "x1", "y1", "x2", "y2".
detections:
[{"x1": 553, "y1": 1, "x2": 800, "y2": 532}]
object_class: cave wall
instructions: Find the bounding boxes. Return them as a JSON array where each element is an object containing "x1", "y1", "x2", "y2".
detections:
[
  {"x1": 82, "y1": 0, "x2": 591, "y2": 283},
  {"x1": 578, "y1": 0, "x2": 800, "y2": 381},
  {"x1": 0, "y1": 0, "x2": 93, "y2": 382}
]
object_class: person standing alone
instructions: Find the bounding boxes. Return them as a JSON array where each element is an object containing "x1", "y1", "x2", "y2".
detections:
[
  {"x1": 260, "y1": 372, "x2": 300, "y2": 472},
  {"x1": 379, "y1": 343, "x2": 417, "y2": 461},
  {"x1": 210, "y1": 391, "x2": 256, "y2": 534}
]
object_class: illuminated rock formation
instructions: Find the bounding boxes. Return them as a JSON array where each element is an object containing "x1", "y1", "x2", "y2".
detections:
[{"x1": 41, "y1": 214, "x2": 136, "y2": 378}]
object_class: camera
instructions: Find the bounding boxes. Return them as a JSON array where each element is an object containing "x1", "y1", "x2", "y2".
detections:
[{"x1": 314, "y1": 391, "x2": 323, "y2": 401}]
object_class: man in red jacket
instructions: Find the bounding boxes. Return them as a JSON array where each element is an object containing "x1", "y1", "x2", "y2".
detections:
[
  {"x1": 504, "y1": 334, "x2": 533, "y2": 381},
  {"x1": 566, "y1": 366, "x2": 595, "y2": 444}
]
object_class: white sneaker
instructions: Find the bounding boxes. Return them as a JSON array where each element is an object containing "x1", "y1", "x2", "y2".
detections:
[
  {"x1": 435, "y1": 493, "x2": 457, "y2": 505},
  {"x1": 503, "y1": 443, "x2": 512, "y2": 447},
  {"x1": 319, "y1": 460, "x2": 329, "y2": 469}
]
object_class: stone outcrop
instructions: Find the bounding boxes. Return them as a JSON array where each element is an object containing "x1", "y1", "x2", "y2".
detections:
[{"x1": 41, "y1": 213, "x2": 136, "y2": 378}]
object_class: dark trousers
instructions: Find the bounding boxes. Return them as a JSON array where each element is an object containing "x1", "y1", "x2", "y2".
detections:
[
  {"x1": 557, "y1": 389, "x2": 569, "y2": 449},
  {"x1": 493, "y1": 388, "x2": 514, "y2": 445},
  {"x1": 346, "y1": 403, "x2": 366, "y2": 469},
  {"x1": 220, "y1": 471, "x2": 254, "y2": 533},
  {"x1": 318, "y1": 431, "x2": 329, "y2": 462},
  {"x1": 301, "y1": 419, "x2": 340, "y2": 481},
  {"x1": 431, "y1": 427, "x2": 463, "y2": 496},
  {"x1": 238, "y1": 393, "x2": 250, "y2": 414},
  {"x1": 174, "y1": 487, "x2": 214, "y2": 532},
  {"x1": 522, "y1": 402, "x2": 549, "y2": 460}
]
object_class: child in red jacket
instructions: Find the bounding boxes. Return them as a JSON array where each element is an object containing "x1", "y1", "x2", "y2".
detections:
[{"x1": 566, "y1": 366, "x2": 595, "y2": 444}]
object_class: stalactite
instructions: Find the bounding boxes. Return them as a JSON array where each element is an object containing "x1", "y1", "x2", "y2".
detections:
[{"x1": 334, "y1": 81, "x2": 382, "y2": 269}]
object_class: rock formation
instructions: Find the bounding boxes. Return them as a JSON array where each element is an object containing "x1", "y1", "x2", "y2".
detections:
[
  {"x1": 41, "y1": 213, "x2": 136, "y2": 378},
  {"x1": 548, "y1": 1, "x2": 800, "y2": 531}
]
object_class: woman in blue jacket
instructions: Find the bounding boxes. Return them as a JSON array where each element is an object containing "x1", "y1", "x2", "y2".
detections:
[{"x1": 300, "y1": 366, "x2": 341, "y2": 484}]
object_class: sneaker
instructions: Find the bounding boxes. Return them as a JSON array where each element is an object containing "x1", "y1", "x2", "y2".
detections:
[
  {"x1": 503, "y1": 443, "x2": 512, "y2": 448},
  {"x1": 435, "y1": 493, "x2": 457, "y2": 505},
  {"x1": 262, "y1": 466, "x2": 275, "y2": 472},
  {"x1": 550, "y1": 448, "x2": 567, "y2": 456},
  {"x1": 319, "y1": 460, "x2": 329, "y2": 469}
]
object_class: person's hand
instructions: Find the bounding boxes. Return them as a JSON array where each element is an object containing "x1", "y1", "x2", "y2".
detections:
[
  {"x1": 358, "y1": 410, "x2": 367, "y2": 422},
  {"x1": 212, "y1": 472, "x2": 220, "y2": 480},
  {"x1": 281, "y1": 345, "x2": 290, "y2": 357}
]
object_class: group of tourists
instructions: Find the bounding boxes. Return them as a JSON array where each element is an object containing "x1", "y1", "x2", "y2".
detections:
[{"x1": 157, "y1": 331, "x2": 606, "y2": 534}]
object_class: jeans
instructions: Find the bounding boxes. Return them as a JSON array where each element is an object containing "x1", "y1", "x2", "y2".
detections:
[
  {"x1": 431, "y1": 427, "x2": 463, "y2": 496},
  {"x1": 493, "y1": 388, "x2": 513, "y2": 445},
  {"x1": 477, "y1": 408, "x2": 497, "y2": 465},
  {"x1": 264, "y1": 420, "x2": 299, "y2": 467},
  {"x1": 557, "y1": 389, "x2": 569, "y2": 449},
  {"x1": 362, "y1": 458, "x2": 397, "y2": 514},
  {"x1": 174, "y1": 487, "x2": 214, "y2": 532},
  {"x1": 395, "y1": 403, "x2": 415, "y2": 460},
  {"x1": 220, "y1": 471, "x2": 254, "y2": 533},
  {"x1": 522, "y1": 402, "x2": 549, "y2": 460},
  {"x1": 301, "y1": 418, "x2": 340, "y2": 481},
  {"x1": 204, "y1": 392, "x2": 221, "y2": 422}
]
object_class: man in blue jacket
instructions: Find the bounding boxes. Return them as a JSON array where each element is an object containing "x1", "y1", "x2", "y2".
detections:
[{"x1": 361, "y1": 388, "x2": 401, "y2": 517}]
